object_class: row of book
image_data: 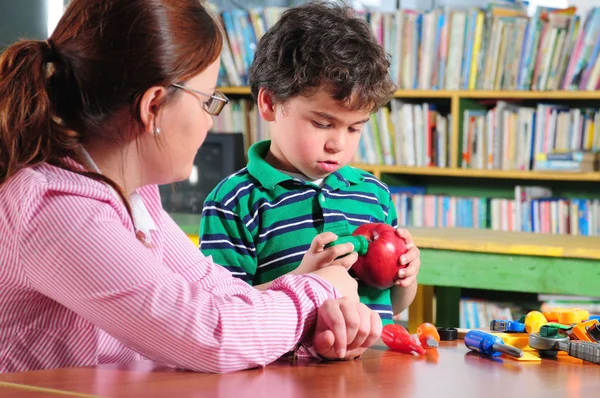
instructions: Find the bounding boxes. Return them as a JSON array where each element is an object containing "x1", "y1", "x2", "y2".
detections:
[
  {"x1": 212, "y1": 2, "x2": 600, "y2": 91},
  {"x1": 212, "y1": 98, "x2": 453, "y2": 167},
  {"x1": 354, "y1": 101, "x2": 451, "y2": 167},
  {"x1": 460, "y1": 299, "x2": 515, "y2": 329},
  {"x1": 460, "y1": 296, "x2": 600, "y2": 330},
  {"x1": 211, "y1": 99, "x2": 268, "y2": 153},
  {"x1": 461, "y1": 102, "x2": 600, "y2": 171},
  {"x1": 212, "y1": 98, "x2": 600, "y2": 171},
  {"x1": 391, "y1": 185, "x2": 600, "y2": 236}
]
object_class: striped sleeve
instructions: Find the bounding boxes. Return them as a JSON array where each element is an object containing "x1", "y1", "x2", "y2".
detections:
[
  {"x1": 19, "y1": 183, "x2": 338, "y2": 373},
  {"x1": 199, "y1": 197, "x2": 257, "y2": 284}
]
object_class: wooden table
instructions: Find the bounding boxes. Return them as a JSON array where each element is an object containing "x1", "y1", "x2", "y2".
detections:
[{"x1": 1, "y1": 341, "x2": 599, "y2": 398}]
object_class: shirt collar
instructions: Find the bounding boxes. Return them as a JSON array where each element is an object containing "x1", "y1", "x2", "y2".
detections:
[
  {"x1": 72, "y1": 145, "x2": 157, "y2": 242},
  {"x1": 247, "y1": 140, "x2": 365, "y2": 191},
  {"x1": 247, "y1": 140, "x2": 296, "y2": 190},
  {"x1": 325, "y1": 165, "x2": 365, "y2": 190}
]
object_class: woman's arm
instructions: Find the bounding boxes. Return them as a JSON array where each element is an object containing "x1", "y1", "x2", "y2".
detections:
[{"x1": 20, "y1": 185, "x2": 338, "y2": 373}]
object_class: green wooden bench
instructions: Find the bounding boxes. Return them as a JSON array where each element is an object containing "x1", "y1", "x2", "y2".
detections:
[{"x1": 409, "y1": 227, "x2": 600, "y2": 332}]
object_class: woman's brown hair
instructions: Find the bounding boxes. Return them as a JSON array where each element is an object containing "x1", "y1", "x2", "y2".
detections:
[{"x1": 0, "y1": 0, "x2": 222, "y2": 211}]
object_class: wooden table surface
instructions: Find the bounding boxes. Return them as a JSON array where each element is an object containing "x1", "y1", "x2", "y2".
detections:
[{"x1": 1, "y1": 340, "x2": 599, "y2": 398}]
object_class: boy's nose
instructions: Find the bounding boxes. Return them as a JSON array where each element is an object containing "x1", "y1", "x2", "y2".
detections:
[{"x1": 325, "y1": 134, "x2": 344, "y2": 153}]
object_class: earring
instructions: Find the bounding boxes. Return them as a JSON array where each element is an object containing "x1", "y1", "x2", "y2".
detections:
[{"x1": 153, "y1": 126, "x2": 161, "y2": 136}]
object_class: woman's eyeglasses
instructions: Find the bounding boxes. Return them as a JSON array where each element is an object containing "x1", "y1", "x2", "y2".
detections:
[{"x1": 171, "y1": 83, "x2": 229, "y2": 116}]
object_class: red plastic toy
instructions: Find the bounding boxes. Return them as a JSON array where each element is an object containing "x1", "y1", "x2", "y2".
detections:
[{"x1": 381, "y1": 324, "x2": 426, "y2": 356}]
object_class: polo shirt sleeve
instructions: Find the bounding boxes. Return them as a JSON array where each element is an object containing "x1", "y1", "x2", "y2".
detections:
[{"x1": 199, "y1": 197, "x2": 258, "y2": 285}]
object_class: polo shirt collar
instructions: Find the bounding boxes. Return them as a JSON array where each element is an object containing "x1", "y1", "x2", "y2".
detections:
[
  {"x1": 247, "y1": 140, "x2": 365, "y2": 190},
  {"x1": 247, "y1": 140, "x2": 294, "y2": 190}
]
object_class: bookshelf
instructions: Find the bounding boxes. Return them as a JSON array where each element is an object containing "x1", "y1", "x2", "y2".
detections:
[
  {"x1": 211, "y1": 85, "x2": 600, "y2": 331},
  {"x1": 219, "y1": 86, "x2": 600, "y2": 180},
  {"x1": 220, "y1": 87, "x2": 600, "y2": 100},
  {"x1": 352, "y1": 164, "x2": 600, "y2": 181},
  {"x1": 206, "y1": 2, "x2": 600, "y2": 330}
]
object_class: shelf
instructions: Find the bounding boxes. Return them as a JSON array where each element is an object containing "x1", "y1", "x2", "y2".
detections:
[
  {"x1": 217, "y1": 87, "x2": 600, "y2": 100},
  {"x1": 393, "y1": 90, "x2": 600, "y2": 100},
  {"x1": 392, "y1": 90, "x2": 454, "y2": 99},
  {"x1": 410, "y1": 227, "x2": 600, "y2": 260},
  {"x1": 349, "y1": 164, "x2": 600, "y2": 181},
  {"x1": 455, "y1": 90, "x2": 600, "y2": 100},
  {"x1": 218, "y1": 87, "x2": 252, "y2": 95}
]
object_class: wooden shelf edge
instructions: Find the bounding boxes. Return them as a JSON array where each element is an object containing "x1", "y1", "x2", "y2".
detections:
[
  {"x1": 349, "y1": 164, "x2": 600, "y2": 181},
  {"x1": 410, "y1": 227, "x2": 600, "y2": 260},
  {"x1": 216, "y1": 87, "x2": 600, "y2": 100},
  {"x1": 218, "y1": 87, "x2": 252, "y2": 95}
]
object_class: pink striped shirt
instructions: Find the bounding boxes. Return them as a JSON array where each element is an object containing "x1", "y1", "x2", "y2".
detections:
[{"x1": 0, "y1": 160, "x2": 339, "y2": 373}]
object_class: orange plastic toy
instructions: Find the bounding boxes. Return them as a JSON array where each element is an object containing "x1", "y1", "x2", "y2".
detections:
[{"x1": 417, "y1": 323, "x2": 440, "y2": 348}]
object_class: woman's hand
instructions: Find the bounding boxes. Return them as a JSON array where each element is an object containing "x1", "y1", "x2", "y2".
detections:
[{"x1": 312, "y1": 298, "x2": 382, "y2": 360}]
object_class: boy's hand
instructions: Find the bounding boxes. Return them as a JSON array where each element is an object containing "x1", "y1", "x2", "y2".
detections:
[
  {"x1": 294, "y1": 232, "x2": 358, "y2": 275},
  {"x1": 393, "y1": 228, "x2": 420, "y2": 288},
  {"x1": 312, "y1": 298, "x2": 382, "y2": 360}
]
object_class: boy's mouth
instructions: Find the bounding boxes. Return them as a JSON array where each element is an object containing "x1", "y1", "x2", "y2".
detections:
[{"x1": 317, "y1": 160, "x2": 340, "y2": 172}]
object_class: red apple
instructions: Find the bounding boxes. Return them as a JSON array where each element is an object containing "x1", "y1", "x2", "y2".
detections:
[{"x1": 351, "y1": 223, "x2": 409, "y2": 290}]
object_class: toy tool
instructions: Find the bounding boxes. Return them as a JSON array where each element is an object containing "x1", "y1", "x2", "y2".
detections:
[
  {"x1": 542, "y1": 308, "x2": 589, "y2": 324},
  {"x1": 382, "y1": 324, "x2": 426, "y2": 356},
  {"x1": 524, "y1": 311, "x2": 547, "y2": 334},
  {"x1": 490, "y1": 320, "x2": 525, "y2": 333},
  {"x1": 465, "y1": 330, "x2": 524, "y2": 358},
  {"x1": 436, "y1": 327, "x2": 458, "y2": 341},
  {"x1": 417, "y1": 323, "x2": 440, "y2": 347},
  {"x1": 587, "y1": 323, "x2": 600, "y2": 343},
  {"x1": 572, "y1": 320, "x2": 599, "y2": 342},
  {"x1": 324, "y1": 235, "x2": 369, "y2": 255},
  {"x1": 529, "y1": 332, "x2": 600, "y2": 364}
]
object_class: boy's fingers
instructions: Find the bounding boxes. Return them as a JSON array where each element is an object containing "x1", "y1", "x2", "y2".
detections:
[
  {"x1": 395, "y1": 275, "x2": 417, "y2": 288},
  {"x1": 397, "y1": 259, "x2": 420, "y2": 281},
  {"x1": 321, "y1": 242, "x2": 354, "y2": 263},
  {"x1": 310, "y1": 232, "x2": 338, "y2": 252},
  {"x1": 400, "y1": 246, "x2": 420, "y2": 266},
  {"x1": 394, "y1": 228, "x2": 414, "y2": 244},
  {"x1": 333, "y1": 251, "x2": 358, "y2": 270}
]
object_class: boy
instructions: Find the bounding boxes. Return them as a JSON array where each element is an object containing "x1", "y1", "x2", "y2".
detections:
[{"x1": 200, "y1": 2, "x2": 420, "y2": 325}]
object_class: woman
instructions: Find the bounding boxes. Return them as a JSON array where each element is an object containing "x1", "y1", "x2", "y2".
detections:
[{"x1": 0, "y1": 0, "x2": 382, "y2": 373}]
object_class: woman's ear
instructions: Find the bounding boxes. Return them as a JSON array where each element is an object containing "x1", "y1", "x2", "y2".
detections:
[
  {"x1": 257, "y1": 88, "x2": 277, "y2": 122},
  {"x1": 139, "y1": 86, "x2": 168, "y2": 135}
]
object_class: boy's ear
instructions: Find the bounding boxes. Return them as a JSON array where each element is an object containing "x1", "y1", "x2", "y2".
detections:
[{"x1": 257, "y1": 88, "x2": 276, "y2": 122}]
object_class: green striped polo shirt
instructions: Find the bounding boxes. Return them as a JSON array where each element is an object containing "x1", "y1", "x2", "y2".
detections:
[{"x1": 199, "y1": 140, "x2": 399, "y2": 324}]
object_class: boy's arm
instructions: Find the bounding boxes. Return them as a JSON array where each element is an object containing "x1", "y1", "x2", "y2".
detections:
[
  {"x1": 384, "y1": 193, "x2": 418, "y2": 316},
  {"x1": 199, "y1": 198, "x2": 257, "y2": 285}
]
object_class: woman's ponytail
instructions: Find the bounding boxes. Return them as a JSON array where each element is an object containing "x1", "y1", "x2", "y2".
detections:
[{"x1": 0, "y1": 39, "x2": 77, "y2": 184}]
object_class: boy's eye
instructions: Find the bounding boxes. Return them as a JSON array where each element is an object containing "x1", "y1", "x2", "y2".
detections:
[
  {"x1": 348, "y1": 127, "x2": 362, "y2": 134},
  {"x1": 312, "y1": 121, "x2": 330, "y2": 129}
]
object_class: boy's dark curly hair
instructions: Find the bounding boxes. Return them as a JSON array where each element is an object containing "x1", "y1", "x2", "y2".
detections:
[{"x1": 249, "y1": 1, "x2": 396, "y2": 112}]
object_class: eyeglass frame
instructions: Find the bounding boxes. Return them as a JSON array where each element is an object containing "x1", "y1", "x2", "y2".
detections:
[{"x1": 171, "y1": 83, "x2": 229, "y2": 116}]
